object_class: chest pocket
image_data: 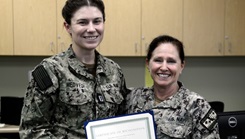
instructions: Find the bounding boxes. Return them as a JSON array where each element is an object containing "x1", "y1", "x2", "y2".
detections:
[
  {"x1": 154, "y1": 108, "x2": 192, "y2": 139},
  {"x1": 158, "y1": 121, "x2": 192, "y2": 138},
  {"x1": 100, "y1": 83, "x2": 124, "y2": 104},
  {"x1": 59, "y1": 81, "x2": 92, "y2": 105},
  {"x1": 58, "y1": 81, "x2": 94, "y2": 127}
]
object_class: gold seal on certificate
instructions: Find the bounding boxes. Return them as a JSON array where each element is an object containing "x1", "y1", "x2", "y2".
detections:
[{"x1": 84, "y1": 111, "x2": 156, "y2": 139}]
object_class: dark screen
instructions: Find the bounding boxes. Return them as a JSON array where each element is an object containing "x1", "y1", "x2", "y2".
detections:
[
  {"x1": 1, "y1": 96, "x2": 24, "y2": 125},
  {"x1": 218, "y1": 111, "x2": 245, "y2": 139}
]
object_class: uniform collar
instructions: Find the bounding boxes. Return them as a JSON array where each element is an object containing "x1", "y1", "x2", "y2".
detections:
[
  {"x1": 151, "y1": 81, "x2": 184, "y2": 110},
  {"x1": 66, "y1": 46, "x2": 109, "y2": 77}
]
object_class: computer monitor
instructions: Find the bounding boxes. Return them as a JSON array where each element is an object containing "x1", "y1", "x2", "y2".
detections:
[
  {"x1": 0, "y1": 96, "x2": 24, "y2": 125},
  {"x1": 218, "y1": 111, "x2": 245, "y2": 139}
]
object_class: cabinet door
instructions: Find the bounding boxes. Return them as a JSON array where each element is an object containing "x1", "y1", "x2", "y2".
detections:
[
  {"x1": 183, "y1": 0, "x2": 225, "y2": 56},
  {"x1": 225, "y1": 0, "x2": 245, "y2": 55},
  {"x1": 57, "y1": 0, "x2": 72, "y2": 53},
  {"x1": 142, "y1": 0, "x2": 183, "y2": 56},
  {"x1": 98, "y1": 0, "x2": 141, "y2": 56},
  {"x1": 14, "y1": 0, "x2": 57, "y2": 56},
  {"x1": 0, "y1": 0, "x2": 13, "y2": 55}
]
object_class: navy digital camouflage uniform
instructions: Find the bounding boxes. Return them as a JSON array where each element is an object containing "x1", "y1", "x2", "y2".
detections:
[
  {"x1": 19, "y1": 47, "x2": 128, "y2": 139},
  {"x1": 126, "y1": 82, "x2": 220, "y2": 139}
]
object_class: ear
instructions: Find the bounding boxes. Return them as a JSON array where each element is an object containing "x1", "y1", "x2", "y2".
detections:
[
  {"x1": 180, "y1": 60, "x2": 185, "y2": 74},
  {"x1": 146, "y1": 58, "x2": 150, "y2": 71},
  {"x1": 64, "y1": 22, "x2": 71, "y2": 34}
]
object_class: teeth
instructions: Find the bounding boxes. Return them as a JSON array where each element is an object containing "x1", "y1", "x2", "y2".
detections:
[
  {"x1": 158, "y1": 74, "x2": 169, "y2": 78},
  {"x1": 84, "y1": 36, "x2": 97, "y2": 40}
]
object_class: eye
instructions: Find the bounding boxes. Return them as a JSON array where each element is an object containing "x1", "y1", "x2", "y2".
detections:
[
  {"x1": 153, "y1": 58, "x2": 162, "y2": 63},
  {"x1": 167, "y1": 59, "x2": 176, "y2": 64},
  {"x1": 93, "y1": 18, "x2": 103, "y2": 25},
  {"x1": 78, "y1": 20, "x2": 88, "y2": 26}
]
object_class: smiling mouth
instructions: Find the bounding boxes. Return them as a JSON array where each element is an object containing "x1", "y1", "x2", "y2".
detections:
[
  {"x1": 157, "y1": 73, "x2": 170, "y2": 78},
  {"x1": 83, "y1": 36, "x2": 98, "y2": 40}
]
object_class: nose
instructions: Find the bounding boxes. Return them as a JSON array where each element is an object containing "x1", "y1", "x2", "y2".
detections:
[
  {"x1": 160, "y1": 61, "x2": 168, "y2": 71},
  {"x1": 87, "y1": 22, "x2": 96, "y2": 32}
]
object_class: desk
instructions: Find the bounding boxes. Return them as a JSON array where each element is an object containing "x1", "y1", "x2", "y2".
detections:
[{"x1": 0, "y1": 124, "x2": 19, "y2": 133}]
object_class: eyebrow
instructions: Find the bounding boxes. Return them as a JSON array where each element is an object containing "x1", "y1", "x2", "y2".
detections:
[{"x1": 77, "y1": 17, "x2": 103, "y2": 21}]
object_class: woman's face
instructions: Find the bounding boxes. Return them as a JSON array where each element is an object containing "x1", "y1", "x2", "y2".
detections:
[
  {"x1": 65, "y1": 6, "x2": 104, "y2": 51},
  {"x1": 147, "y1": 43, "x2": 185, "y2": 88}
]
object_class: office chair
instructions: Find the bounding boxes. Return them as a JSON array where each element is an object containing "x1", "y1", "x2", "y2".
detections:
[{"x1": 209, "y1": 101, "x2": 224, "y2": 113}]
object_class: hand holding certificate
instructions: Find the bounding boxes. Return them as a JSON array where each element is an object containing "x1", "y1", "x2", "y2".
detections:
[{"x1": 84, "y1": 111, "x2": 156, "y2": 139}]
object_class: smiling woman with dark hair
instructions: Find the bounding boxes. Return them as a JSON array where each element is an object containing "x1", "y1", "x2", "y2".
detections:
[
  {"x1": 19, "y1": 0, "x2": 128, "y2": 138},
  {"x1": 126, "y1": 35, "x2": 220, "y2": 139}
]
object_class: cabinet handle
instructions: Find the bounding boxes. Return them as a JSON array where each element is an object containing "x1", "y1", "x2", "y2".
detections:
[
  {"x1": 135, "y1": 43, "x2": 138, "y2": 53},
  {"x1": 225, "y1": 36, "x2": 229, "y2": 40},
  {"x1": 228, "y1": 42, "x2": 232, "y2": 53},
  {"x1": 145, "y1": 43, "x2": 148, "y2": 54},
  {"x1": 218, "y1": 43, "x2": 222, "y2": 53},
  {"x1": 50, "y1": 42, "x2": 55, "y2": 53}
]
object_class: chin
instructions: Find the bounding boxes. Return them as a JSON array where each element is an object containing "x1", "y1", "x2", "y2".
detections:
[
  {"x1": 85, "y1": 44, "x2": 99, "y2": 49},
  {"x1": 156, "y1": 80, "x2": 170, "y2": 86}
]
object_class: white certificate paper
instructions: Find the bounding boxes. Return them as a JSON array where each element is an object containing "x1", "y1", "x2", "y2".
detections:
[{"x1": 84, "y1": 111, "x2": 156, "y2": 139}]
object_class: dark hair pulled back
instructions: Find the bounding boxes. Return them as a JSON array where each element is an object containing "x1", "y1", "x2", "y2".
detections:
[
  {"x1": 62, "y1": 0, "x2": 105, "y2": 25},
  {"x1": 147, "y1": 35, "x2": 185, "y2": 64}
]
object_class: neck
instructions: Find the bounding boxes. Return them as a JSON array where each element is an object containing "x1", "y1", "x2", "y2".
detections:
[
  {"x1": 72, "y1": 44, "x2": 95, "y2": 64},
  {"x1": 153, "y1": 82, "x2": 179, "y2": 101}
]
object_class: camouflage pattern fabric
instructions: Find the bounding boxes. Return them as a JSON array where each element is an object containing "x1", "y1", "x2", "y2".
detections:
[
  {"x1": 19, "y1": 47, "x2": 128, "y2": 139},
  {"x1": 126, "y1": 82, "x2": 220, "y2": 139}
]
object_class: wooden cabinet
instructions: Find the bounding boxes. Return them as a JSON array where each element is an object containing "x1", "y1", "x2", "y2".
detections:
[
  {"x1": 13, "y1": 0, "x2": 57, "y2": 56},
  {"x1": 141, "y1": 0, "x2": 183, "y2": 56},
  {"x1": 183, "y1": 0, "x2": 225, "y2": 56},
  {"x1": 0, "y1": 0, "x2": 14, "y2": 55},
  {"x1": 99, "y1": 0, "x2": 141, "y2": 56},
  {"x1": 99, "y1": 0, "x2": 183, "y2": 56},
  {"x1": 225, "y1": 0, "x2": 245, "y2": 56},
  {"x1": 183, "y1": 0, "x2": 245, "y2": 56},
  {"x1": 1, "y1": 0, "x2": 244, "y2": 56},
  {"x1": 57, "y1": 0, "x2": 72, "y2": 53}
]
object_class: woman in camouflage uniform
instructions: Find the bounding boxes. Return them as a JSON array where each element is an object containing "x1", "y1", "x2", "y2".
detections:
[
  {"x1": 19, "y1": 0, "x2": 128, "y2": 138},
  {"x1": 126, "y1": 35, "x2": 220, "y2": 139}
]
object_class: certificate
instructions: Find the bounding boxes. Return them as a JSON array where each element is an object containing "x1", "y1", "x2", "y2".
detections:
[{"x1": 84, "y1": 111, "x2": 156, "y2": 139}]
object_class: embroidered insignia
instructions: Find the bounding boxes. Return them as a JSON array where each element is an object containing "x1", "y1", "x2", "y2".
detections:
[
  {"x1": 32, "y1": 65, "x2": 53, "y2": 91},
  {"x1": 201, "y1": 109, "x2": 217, "y2": 131}
]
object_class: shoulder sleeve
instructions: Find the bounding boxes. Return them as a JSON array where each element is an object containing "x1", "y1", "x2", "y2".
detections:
[
  {"x1": 32, "y1": 65, "x2": 53, "y2": 91},
  {"x1": 124, "y1": 87, "x2": 148, "y2": 114},
  {"x1": 191, "y1": 97, "x2": 220, "y2": 139},
  {"x1": 19, "y1": 61, "x2": 59, "y2": 138}
]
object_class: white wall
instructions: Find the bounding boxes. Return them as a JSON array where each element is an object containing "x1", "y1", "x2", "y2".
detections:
[
  {"x1": 179, "y1": 57, "x2": 245, "y2": 112},
  {"x1": 0, "y1": 56, "x2": 244, "y2": 112}
]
